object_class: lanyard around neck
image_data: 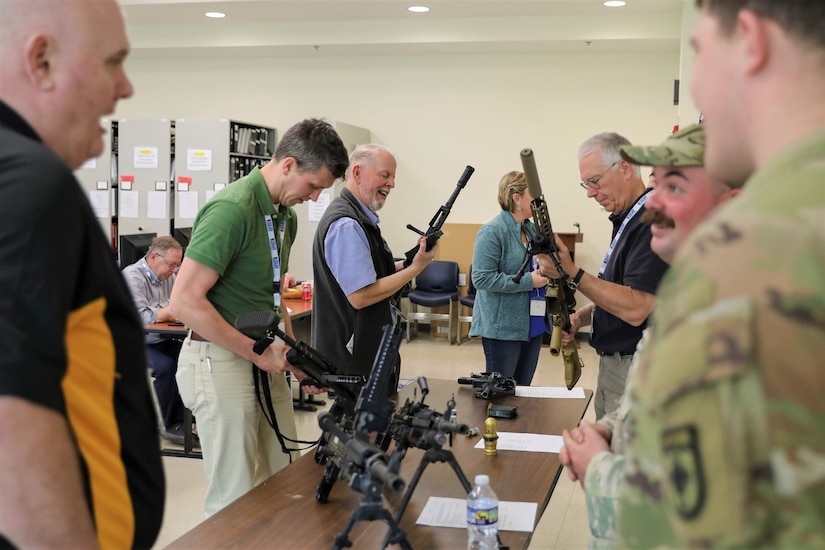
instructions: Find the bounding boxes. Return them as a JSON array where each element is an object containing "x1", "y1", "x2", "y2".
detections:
[
  {"x1": 140, "y1": 257, "x2": 161, "y2": 287},
  {"x1": 598, "y1": 192, "x2": 649, "y2": 277},
  {"x1": 264, "y1": 213, "x2": 286, "y2": 308}
]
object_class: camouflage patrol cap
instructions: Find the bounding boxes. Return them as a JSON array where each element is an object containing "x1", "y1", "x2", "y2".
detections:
[{"x1": 620, "y1": 124, "x2": 705, "y2": 167}]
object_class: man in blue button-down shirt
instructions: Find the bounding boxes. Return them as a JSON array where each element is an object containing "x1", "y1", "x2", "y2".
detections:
[{"x1": 122, "y1": 235, "x2": 189, "y2": 445}]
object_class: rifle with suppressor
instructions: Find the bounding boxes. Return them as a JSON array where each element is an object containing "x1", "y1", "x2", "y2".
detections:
[
  {"x1": 315, "y1": 321, "x2": 404, "y2": 504},
  {"x1": 514, "y1": 149, "x2": 585, "y2": 389},
  {"x1": 403, "y1": 165, "x2": 475, "y2": 266}
]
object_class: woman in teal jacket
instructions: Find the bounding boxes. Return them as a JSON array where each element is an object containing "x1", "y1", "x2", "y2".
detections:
[{"x1": 469, "y1": 171, "x2": 549, "y2": 385}]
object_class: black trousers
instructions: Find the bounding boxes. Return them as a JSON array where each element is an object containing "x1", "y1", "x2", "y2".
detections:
[{"x1": 146, "y1": 339, "x2": 185, "y2": 430}]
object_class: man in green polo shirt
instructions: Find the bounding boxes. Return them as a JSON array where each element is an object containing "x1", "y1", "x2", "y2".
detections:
[{"x1": 171, "y1": 118, "x2": 348, "y2": 517}]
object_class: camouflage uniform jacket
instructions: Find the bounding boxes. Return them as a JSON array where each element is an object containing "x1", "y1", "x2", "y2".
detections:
[
  {"x1": 585, "y1": 330, "x2": 678, "y2": 549},
  {"x1": 618, "y1": 129, "x2": 825, "y2": 548}
]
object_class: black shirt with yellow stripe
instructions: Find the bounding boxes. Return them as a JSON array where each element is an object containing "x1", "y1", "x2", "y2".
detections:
[{"x1": 0, "y1": 102, "x2": 164, "y2": 548}]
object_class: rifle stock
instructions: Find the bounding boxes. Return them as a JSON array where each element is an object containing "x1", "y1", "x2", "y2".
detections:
[{"x1": 519, "y1": 149, "x2": 584, "y2": 390}]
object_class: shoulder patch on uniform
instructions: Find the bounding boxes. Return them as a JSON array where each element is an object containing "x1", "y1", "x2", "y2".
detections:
[
  {"x1": 766, "y1": 288, "x2": 825, "y2": 332},
  {"x1": 693, "y1": 221, "x2": 743, "y2": 257},
  {"x1": 661, "y1": 425, "x2": 706, "y2": 520}
]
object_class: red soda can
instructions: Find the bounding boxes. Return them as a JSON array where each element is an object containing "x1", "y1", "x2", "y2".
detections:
[{"x1": 301, "y1": 282, "x2": 311, "y2": 301}]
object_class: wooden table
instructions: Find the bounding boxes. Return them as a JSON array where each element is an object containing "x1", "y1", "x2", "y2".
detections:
[
  {"x1": 144, "y1": 299, "x2": 311, "y2": 336},
  {"x1": 283, "y1": 297, "x2": 312, "y2": 322},
  {"x1": 168, "y1": 379, "x2": 592, "y2": 549}
]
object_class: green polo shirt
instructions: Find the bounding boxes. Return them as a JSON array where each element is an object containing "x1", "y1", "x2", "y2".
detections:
[{"x1": 186, "y1": 167, "x2": 296, "y2": 329}]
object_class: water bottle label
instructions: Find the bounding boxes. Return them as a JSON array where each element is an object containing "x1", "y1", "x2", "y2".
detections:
[{"x1": 467, "y1": 505, "x2": 498, "y2": 526}]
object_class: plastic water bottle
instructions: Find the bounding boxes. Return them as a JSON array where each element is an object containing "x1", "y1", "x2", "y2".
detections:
[{"x1": 467, "y1": 474, "x2": 498, "y2": 549}]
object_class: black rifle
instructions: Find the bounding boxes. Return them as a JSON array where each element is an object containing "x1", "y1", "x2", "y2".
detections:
[
  {"x1": 315, "y1": 322, "x2": 403, "y2": 504},
  {"x1": 234, "y1": 311, "x2": 359, "y2": 402},
  {"x1": 457, "y1": 372, "x2": 516, "y2": 399},
  {"x1": 384, "y1": 378, "x2": 470, "y2": 521},
  {"x1": 314, "y1": 322, "x2": 411, "y2": 549},
  {"x1": 403, "y1": 165, "x2": 474, "y2": 266},
  {"x1": 381, "y1": 380, "x2": 510, "y2": 550},
  {"x1": 317, "y1": 413, "x2": 410, "y2": 550},
  {"x1": 515, "y1": 148, "x2": 584, "y2": 389}
]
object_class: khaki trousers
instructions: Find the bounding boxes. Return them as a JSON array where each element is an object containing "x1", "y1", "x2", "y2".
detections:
[
  {"x1": 594, "y1": 353, "x2": 633, "y2": 420},
  {"x1": 176, "y1": 337, "x2": 298, "y2": 517}
]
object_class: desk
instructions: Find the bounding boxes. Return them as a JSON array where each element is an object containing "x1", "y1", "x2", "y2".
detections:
[
  {"x1": 144, "y1": 321, "x2": 188, "y2": 337},
  {"x1": 143, "y1": 322, "x2": 200, "y2": 459},
  {"x1": 283, "y1": 297, "x2": 312, "y2": 322},
  {"x1": 282, "y1": 298, "x2": 325, "y2": 411},
  {"x1": 168, "y1": 379, "x2": 592, "y2": 549},
  {"x1": 143, "y1": 300, "x2": 311, "y2": 336}
]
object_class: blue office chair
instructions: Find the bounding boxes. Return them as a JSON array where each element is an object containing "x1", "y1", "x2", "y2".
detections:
[
  {"x1": 406, "y1": 260, "x2": 459, "y2": 344},
  {"x1": 457, "y1": 264, "x2": 476, "y2": 344}
]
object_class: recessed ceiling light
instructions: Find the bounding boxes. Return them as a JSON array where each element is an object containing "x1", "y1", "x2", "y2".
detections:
[
  {"x1": 205, "y1": 12, "x2": 226, "y2": 18},
  {"x1": 408, "y1": 6, "x2": 430, "y2": 13},
  {"x1": 603, "y1": 1, "x2": 627, "y2": 6}
]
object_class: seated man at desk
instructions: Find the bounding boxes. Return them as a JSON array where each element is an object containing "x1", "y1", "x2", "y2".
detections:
[{"x1": 122, "y1": 235, "x2": 194, "y2": 446}]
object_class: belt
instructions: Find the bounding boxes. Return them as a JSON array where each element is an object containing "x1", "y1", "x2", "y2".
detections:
[
  {"x1": 596, "y1": 350, "x2": 635, "y2": 357},
  {"x1": 189, "y1": 331, "x2": 209, "y2": 342}
]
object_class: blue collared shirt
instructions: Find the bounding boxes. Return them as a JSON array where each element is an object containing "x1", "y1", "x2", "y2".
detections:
[{"x1": 324, "y1": 195, "x2": 380, "y2": 296}]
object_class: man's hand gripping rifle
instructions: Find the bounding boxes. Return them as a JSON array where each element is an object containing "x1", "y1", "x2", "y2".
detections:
[
  {"x1": 403, "y1": 165, "x2": 474, "y2": 266},
  {"x1": 234, "y1": 311, "x2": 361, "y2": 401},
  {"x1": 514, "y1": 149, "x2": 585, "y2": 389}
]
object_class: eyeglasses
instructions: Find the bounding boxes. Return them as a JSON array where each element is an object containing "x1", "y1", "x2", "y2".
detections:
[
  {"x1": 155, "y1": 253, "x2": 181, "y2": 271},
  {"x1": 579, "y1": 161, "x2": 619, "y2": 190}
]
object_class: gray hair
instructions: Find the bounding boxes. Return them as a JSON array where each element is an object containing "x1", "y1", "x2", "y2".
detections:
[
  {"x1": 147, "y1": 236, "x2": 182, "y2": 256},
  {"x1": 345, "y1": 144, "x2": 394, "y2": 180},
  {"x1": 578, "y1": 132, "x2": 641, "y2": 178}
]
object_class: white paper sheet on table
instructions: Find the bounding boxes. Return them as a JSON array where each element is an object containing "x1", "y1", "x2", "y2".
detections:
[
  {"x1": 416, "y1": 496, "x2": 536, "y2": 532},
  {"x1": 473, "y1": 432, "x2": 563, "y2": 453},
  {"x1": 515, "y1": 386, "x2": 585, "y2": 399}
]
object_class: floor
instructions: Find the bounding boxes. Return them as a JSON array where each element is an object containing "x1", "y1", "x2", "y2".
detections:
[{"x1": 153, "y1": 332, "x2": 598, "y2": 549}]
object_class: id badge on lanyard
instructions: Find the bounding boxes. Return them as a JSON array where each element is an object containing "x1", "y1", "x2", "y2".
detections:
[
  {"x1": 264, "y1": 214, "x2": 286, "y2": 308},
  {"x1": 529, "y1": 257, "x2": 547, "y2": 337}
]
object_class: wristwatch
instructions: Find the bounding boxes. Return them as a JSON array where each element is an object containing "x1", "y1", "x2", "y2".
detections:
[{"x1": 567, "y1": 268, "x2": 585, "y2": 290}]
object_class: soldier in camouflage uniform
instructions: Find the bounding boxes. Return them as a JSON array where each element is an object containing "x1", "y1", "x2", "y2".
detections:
[
  {"x1": 618, "y1": 1, "x2": 825, "y2": 547},
  {"x1": 559, "y1": 124, "x2": 738, "y2": 549}
]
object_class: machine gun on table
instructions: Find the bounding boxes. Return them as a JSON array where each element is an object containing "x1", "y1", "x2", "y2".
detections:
[
  {"x1": 383, "y1": 377, "x2": 470, "y2": 525},
  {"x1": 316, "y1": 412, "x2": 409, "y2": 550},
  {"x1": 381, "y1": 378, "x2": 511, "y2": 550},
  {"x1": 403, "y1": 165, "x2": 474, "y2": 266},
  {"x1": 315, "y1": 322, "x2": 403, "y2": 503},
  {"x1": 313, "y1": 321, "x2": 411, "y2": 549},
  {"x1": 512, "y1": 149, "x2": 585, "y2": 389},
  {"x1": 457, "y1": 372, "x2": 517, "y2": 399}
]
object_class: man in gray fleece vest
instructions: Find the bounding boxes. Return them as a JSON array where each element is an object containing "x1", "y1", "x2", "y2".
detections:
[{"x1": 311, "y1": 144, "x2": 435, "y2": 402}]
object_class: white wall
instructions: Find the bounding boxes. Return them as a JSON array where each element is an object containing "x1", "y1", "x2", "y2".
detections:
[{"x1": 116, "y1": 49, "x2": 680, "y2": 281}]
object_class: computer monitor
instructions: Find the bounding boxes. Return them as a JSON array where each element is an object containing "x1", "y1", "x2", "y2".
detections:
[
  {"x1": 119, "y1": 233, "x2": 157, "y2": 268},
  {"x1": 173, "y1": 227, "x2": 192, "y2": 250}
]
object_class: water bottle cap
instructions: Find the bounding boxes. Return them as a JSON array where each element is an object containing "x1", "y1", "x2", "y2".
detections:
[{"x1": 474, "y1": 474, "x2": 489, "y2": 486}]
